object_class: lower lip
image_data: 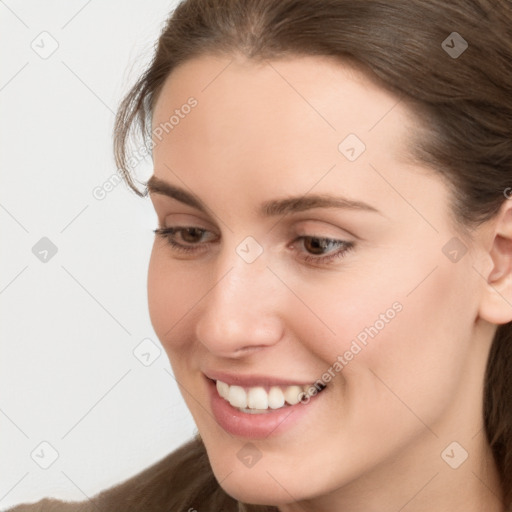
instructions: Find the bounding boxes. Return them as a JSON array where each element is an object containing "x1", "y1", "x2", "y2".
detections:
[{"x1": 207, "y1": 377, "x2": 325, "y2": 439}]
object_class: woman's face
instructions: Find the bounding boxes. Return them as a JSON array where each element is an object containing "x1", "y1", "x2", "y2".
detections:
[{"x1": 148, "y1": 54, "x2": 497, "y2": 507}]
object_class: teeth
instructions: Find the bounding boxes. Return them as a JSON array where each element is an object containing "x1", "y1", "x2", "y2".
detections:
[
  {"x1": 247, "y1": 387, "x2": 268, "y2": 409},
  {"x1": 216, "y1": 380, "x2": 229, "y2": 399},
  {"x1": 214, "y1": 380, "x2": 322, "y2": 412},
  {"x1": 228, "y1": 385, "x2": 247, "y2": 408},
  {"x1": 268, "y1": 386, "x2": 285, "y2": 409},
  {"x1": 284, "y1": 385, "x2": 306, "y2": 405}
]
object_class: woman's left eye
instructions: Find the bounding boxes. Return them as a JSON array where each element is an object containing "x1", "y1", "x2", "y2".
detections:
[
  {"x1": 293, "y1": 236, "x2": 354, "y2": 265},
  {"x1": 153, "y1": 227, "x2": 354, "y2": 265}
]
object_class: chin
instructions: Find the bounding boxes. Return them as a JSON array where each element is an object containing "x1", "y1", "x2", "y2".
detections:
[
  {"x1": 205, "y1": 447, "x2": 313, "y2": 507},
  {"x1": 216, "y1": 473, "x2": 293, "y2": 507}
]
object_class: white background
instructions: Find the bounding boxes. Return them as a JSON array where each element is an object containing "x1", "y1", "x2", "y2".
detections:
[{"x1": 0, "y1": 1, "x2": 197, "y2": 508}]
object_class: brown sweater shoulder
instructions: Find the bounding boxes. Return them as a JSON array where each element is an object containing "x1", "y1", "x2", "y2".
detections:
[{"x1": 6, "y1": 437, "x2": 240, "y2": 512}]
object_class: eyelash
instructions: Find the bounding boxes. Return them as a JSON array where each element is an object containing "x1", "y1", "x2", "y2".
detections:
[{"x1": 152, "y1": 227, "x2": 354, "y2": 265}]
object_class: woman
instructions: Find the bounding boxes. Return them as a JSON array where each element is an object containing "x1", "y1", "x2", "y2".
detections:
[{"x1": 9, "y1": 0, "x2": 512, "y2": 510}]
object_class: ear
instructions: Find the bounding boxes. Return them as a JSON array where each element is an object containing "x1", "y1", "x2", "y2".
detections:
[{"x1": 478, "y1": 199, "x2": 512, "y2": 325}]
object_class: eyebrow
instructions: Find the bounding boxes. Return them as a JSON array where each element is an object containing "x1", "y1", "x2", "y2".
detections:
[{"x1": 146, "y1": 175, "x2": 381, "y2": 217}]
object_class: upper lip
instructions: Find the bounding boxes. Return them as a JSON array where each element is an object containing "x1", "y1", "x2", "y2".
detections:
[{"x1": 203, "y1": 369, "x2": 317, "y2": 388}]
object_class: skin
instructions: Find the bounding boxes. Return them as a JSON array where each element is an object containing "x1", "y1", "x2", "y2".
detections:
[{"x1": 147, "y1": 53, "x2": 512, "y2": 511}]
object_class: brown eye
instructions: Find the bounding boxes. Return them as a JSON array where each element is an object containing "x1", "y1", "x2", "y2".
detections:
[
  {"x1": 180, "y1": 227, "x2": 207, "y2": 243},
  {"x1": 293, "y1": 236, "x2": 355, "y2": 266},
  {"x1": 153, "y1": 226, "x2": 218, "y2": 254},
  {"x1": 303, "y1": 237, "x2": 340, "y2": 255}
]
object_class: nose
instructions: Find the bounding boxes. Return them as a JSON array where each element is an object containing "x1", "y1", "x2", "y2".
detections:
[{"x1": 195, "y1": 250, "x2": 285, "y2": 358}]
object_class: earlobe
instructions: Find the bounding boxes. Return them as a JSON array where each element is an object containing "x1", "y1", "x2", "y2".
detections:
[{"x1": 478, "y1": 201, "x2": 512, "y2": 325}]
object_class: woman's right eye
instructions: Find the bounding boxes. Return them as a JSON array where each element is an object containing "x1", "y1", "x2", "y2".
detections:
[{"x1": 153, "y1": 226, "x2": 218, "y2": 253}]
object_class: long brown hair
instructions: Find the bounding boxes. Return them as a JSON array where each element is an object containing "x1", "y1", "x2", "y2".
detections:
[{"x1": 113, "y1": 0, "x2": 512, "y2": 509}]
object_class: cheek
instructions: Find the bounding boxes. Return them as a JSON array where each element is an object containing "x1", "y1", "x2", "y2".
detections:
[
  {"x1": 270, "y1": 249, "x2": 412, "y2": 369},
  {"x1": 147, "y1": 246, "x2": 204, "y2": 351},
  {"x1": 287, "y1": 245, "x2": 476, "y2": 410},
  {"x1": 337, "y1": 255, "x2": 476, "y2": 424}
]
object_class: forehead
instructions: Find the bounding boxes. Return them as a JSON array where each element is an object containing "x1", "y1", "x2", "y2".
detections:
[
  {"x1": 150, "y1": 53, "x2": 434, "y2": 216},
  {"x1": 152, "y1": 52, "x2": 413, "y2": 150}
]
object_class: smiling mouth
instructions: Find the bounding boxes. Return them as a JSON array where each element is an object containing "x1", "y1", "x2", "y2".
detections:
[{"x1": 212, "y1": 379, "x2": 327, "y2": 413}]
